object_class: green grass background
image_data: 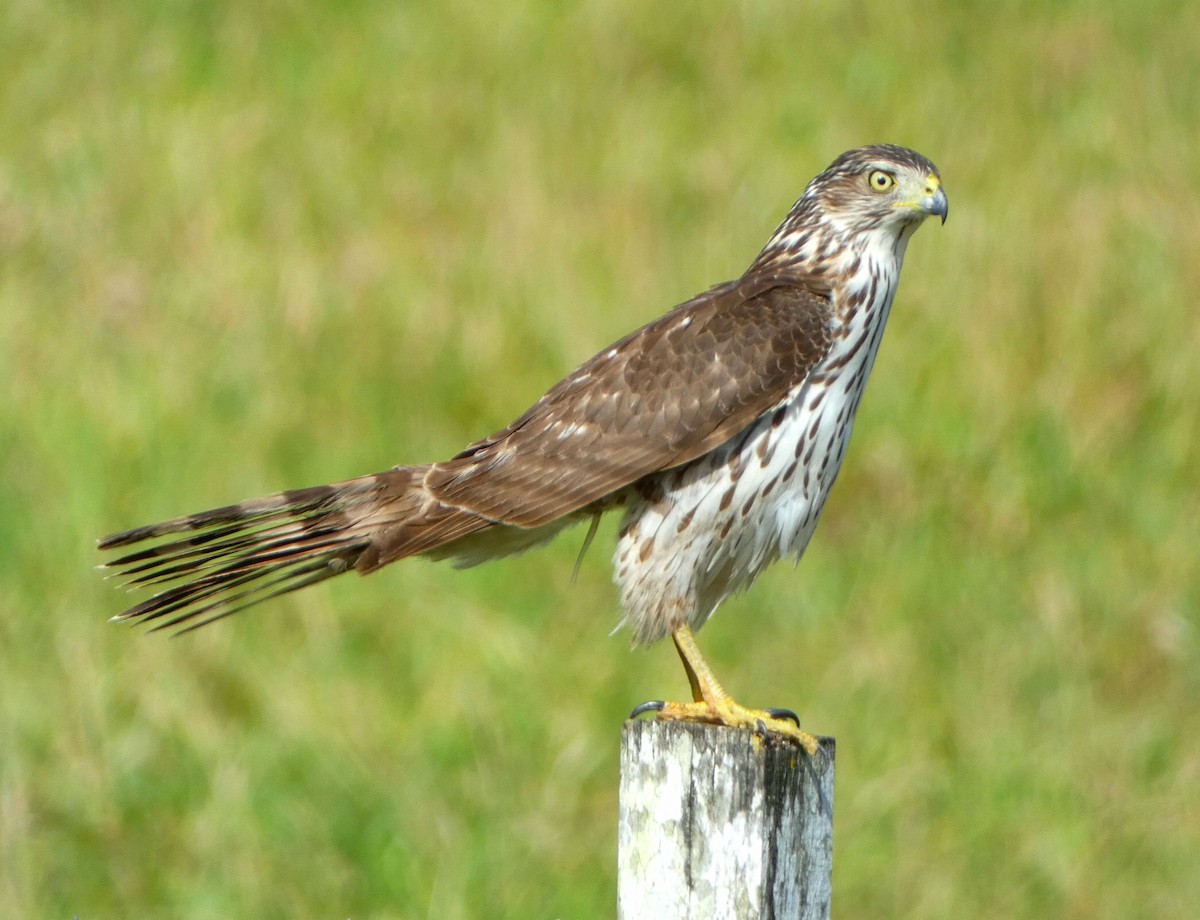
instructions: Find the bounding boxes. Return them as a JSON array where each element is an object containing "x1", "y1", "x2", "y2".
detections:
[{"x1": 3, "y1": 0, "x2": 1198, "y2": 916}]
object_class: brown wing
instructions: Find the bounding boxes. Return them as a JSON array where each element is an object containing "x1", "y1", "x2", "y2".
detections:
[
  {"x1": 424, "y1": 273, "x2": 834, "y2": 528},
  {"x1": 97, "y1": 273, "x2": 832, "y2": 629}
]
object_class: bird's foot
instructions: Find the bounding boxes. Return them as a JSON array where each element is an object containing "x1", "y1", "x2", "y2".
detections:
[{"x1": 631, "y1": 698, "x2": 820, "y2": 756}]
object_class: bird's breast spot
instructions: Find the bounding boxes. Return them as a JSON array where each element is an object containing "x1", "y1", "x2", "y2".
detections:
[
  {"x1": 717, "y1": 485, "x2": 737, "y2": 512},
  {"x1": 637, "y1": 536, "x2": 656, "y2": 563}
]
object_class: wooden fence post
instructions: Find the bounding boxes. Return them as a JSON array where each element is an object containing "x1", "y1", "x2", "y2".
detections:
[{"x1": 618, "y1": 720, "x2": 835, "y2": 919}]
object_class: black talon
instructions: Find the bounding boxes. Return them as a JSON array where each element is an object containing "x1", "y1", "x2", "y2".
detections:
[
  {"x1": 755, "y1": 718, "x2": 769, "y2": 737},
  {"x1": 765, "y1": 707, "x2": 801, "y2": 726},
  {"x1": 629, "y1": 700, "x2": 665, "y2": 719}
]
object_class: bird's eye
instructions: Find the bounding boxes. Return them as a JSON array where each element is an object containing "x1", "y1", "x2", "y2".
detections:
[{"x1": 868, "y1": 170, "x2": 895, "y2": 192}]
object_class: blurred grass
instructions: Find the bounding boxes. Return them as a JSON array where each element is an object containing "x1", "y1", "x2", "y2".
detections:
[{"x1": 2, "y1": 0, "x2": 1198, "y2": 916}]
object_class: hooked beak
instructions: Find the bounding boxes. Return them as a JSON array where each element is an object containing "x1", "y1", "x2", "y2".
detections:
[{"x1": 922, "y1": 180, "x2": 948, "y2": 225}]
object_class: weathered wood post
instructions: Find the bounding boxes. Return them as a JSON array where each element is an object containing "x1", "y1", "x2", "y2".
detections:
[{"x1": 618, "y1": 720, "x2": 835, "y2": 919}]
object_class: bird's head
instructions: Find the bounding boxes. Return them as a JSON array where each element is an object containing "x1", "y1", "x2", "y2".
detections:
[
  {"x1": 807, "y1": 144, "x2": 947, "y2": 235},
  {"x1": 752, "y1": 145, "x2": 946, "y2": 274}
]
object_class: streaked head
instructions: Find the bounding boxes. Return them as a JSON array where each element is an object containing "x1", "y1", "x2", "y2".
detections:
[
  {"x1": 749, "y1": 144, "x2": 947, "y2": 276},
  {"x1": 808, "y1": 144, "x2": 947, "y2": 231}
]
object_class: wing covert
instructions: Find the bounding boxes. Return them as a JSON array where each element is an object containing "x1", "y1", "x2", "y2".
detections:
[{"x1": 424, "y1": 274, "x2": 833, "y2": 528}]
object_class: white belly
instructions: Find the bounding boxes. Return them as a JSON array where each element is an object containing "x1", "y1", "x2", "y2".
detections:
[{"x1": 613, "y1": 371, "x2": 865, "y2": 645}]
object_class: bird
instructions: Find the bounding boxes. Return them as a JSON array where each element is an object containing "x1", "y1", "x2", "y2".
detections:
[{"x1": 99, "y1": 144, "x2": 947, "y2": 755}]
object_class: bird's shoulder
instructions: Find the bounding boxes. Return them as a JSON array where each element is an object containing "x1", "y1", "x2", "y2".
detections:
[
  {"x1": 607, "y1": 271, "x2": 833, "y2": 369},
  {"x1": 456, "y1": 272, "x2": 834, "y2": 458},
  {"x1": 425, "y1": 273, "x2": 835, "y2": 525}
]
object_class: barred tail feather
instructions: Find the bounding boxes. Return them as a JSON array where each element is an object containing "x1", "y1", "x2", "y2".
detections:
[{"x1": 99, "y1": 468, "x2": 493, "y2": 632}]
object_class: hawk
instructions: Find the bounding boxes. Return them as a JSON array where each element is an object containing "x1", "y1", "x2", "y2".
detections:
[{"x1": 100, "y1": 145, "x2": 947, "y2": 755}]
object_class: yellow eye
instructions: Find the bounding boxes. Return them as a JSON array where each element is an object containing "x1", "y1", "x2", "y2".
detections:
[{"x1": 868, "y1": 170, "x2": 895, "y2": 192}]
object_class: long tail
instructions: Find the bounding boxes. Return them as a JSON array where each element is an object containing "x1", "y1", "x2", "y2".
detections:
[{"x1": 99, "y1": 467, "x2": 494, "y2": 632}]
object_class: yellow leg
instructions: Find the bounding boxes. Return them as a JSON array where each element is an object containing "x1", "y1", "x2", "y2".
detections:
[{"x1": 652, "y1": 624, "x2": 820, "y2": 756}]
